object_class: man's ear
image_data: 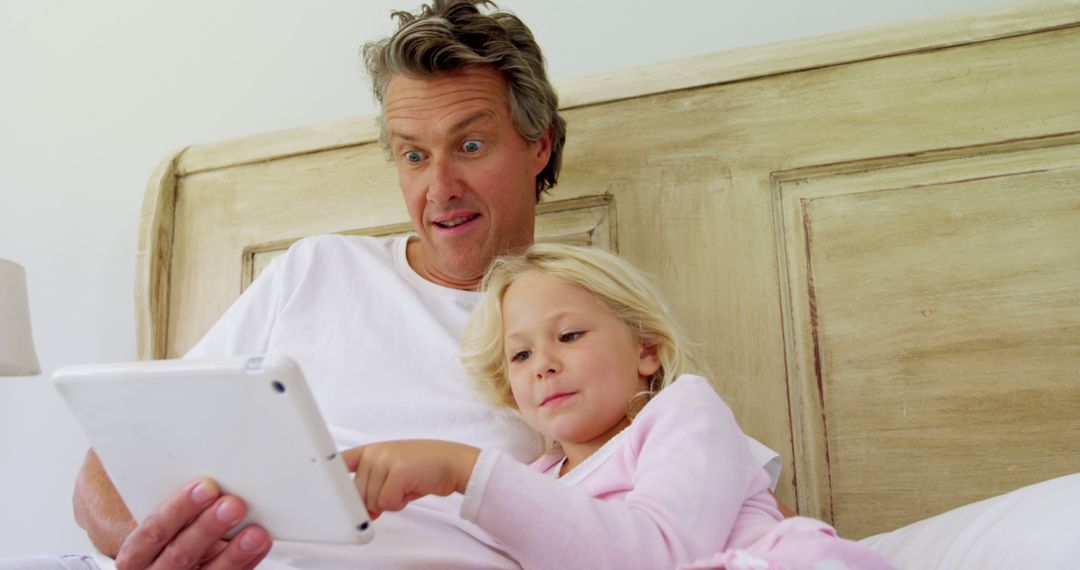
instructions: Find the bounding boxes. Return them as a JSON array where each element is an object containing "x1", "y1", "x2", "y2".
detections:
[
  {"x1": 637, "y1": 344, "x2": 661, "y2": 378},
  {"x1": 532, "y1": 126, "x2": 554, "y2": 175}
]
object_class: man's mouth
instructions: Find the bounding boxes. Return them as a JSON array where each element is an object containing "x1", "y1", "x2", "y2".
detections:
[{"x1": 434, "y1": 214, "x2": 479, "y2": 229}]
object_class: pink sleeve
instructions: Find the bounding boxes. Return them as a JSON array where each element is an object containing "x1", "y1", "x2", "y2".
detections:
[{"x1": 463, "y1": 375, "x2": 774, "y2": 569}]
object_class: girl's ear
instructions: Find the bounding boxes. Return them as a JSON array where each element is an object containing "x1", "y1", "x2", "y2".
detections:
[{"x1": 637, "y1": 344, "x2": 661, "y2": 378}]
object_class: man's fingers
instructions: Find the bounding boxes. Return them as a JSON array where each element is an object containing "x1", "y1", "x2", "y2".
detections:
[
  {"x1": 200, "y1": 526, "x2": 272, "y2": 570},
  {"x1": 198, "y1": 540, "x2": 229, "y2": 566},
  {"x1": 153, "y1": 496, "x2": 248, "y2": 569},
  {"x1": 113, "y1": 480, "x2": 270, "y2": 570},
  {"x1": 116, "y1": 478, "x2": 219, "y2": 568}
]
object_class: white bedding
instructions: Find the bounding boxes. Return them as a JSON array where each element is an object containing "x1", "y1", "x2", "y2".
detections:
[
  {"x1": 861, "y1": 472, "x2": 1080, "y2": 569},
  {"x1": 60, "y1": 473, "x2": 1080, "y2": 570}
]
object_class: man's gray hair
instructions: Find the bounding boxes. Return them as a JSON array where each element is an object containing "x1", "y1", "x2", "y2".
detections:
[{"x1": 362, "y1": 0, "x2": 566, "y2": 200}]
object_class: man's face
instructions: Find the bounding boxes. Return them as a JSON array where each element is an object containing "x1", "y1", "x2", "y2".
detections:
[{"x1": 383, "y1": 67, "x2": 552, "y2": 290}]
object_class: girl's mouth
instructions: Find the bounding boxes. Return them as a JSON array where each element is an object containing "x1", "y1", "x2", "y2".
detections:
[{"x1": 541, "y1": 392, "x2": 576, "y2": 407}]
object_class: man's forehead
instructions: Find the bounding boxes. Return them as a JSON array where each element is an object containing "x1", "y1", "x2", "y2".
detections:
[{"x1": 382, "y1": 68, "x2": 511, "y2": 122}]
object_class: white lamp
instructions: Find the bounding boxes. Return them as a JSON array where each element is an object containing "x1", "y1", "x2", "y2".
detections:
[{"x1": 0, "y1": 258, "x2": 41, "y2": 376}]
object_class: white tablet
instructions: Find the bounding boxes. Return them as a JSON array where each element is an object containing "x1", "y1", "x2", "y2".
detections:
[{"x1": 53, "y1": 354, "x2": 373, "y2": 544}]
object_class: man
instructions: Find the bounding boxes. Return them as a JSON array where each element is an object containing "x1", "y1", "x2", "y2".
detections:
[{"x1": 73, "y1": 2, "x2": 782, "y2": 568}]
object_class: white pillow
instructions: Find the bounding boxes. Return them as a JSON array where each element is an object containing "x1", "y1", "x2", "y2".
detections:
[{"x1": 859, "y1": 472, "x2": 1080, "y2": 569}]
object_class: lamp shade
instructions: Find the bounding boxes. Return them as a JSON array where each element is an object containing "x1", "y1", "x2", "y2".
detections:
[{"x1": 0, "y1": 259, "x2": 40, "y2": 375}]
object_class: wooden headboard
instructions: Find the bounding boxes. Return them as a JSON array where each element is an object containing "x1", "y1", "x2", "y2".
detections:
[{"x1": 136, "y1": 2, "x2": 1080, "y2": 538}]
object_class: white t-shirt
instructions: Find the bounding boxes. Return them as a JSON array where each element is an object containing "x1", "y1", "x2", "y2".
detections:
[{"x1": 181, "y1": 234, "x2": 779, "y2": 569}]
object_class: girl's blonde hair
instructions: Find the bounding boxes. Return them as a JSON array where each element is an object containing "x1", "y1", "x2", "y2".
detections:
[{"x1": 461, "y1": 243, "x2": 698, "y2": 411}]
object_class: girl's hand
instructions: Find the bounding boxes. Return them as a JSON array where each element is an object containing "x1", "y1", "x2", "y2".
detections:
[{"x1": 341, "y1": 440, "x2": 481, "y2": 520}]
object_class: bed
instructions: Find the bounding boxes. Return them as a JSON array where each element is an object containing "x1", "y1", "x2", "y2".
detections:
[{"x1": 134, "y1": 1, "x2": 1080, "y2": 565}]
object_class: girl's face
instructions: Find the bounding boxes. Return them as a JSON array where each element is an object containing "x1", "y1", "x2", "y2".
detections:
[{"x1": 501, "y1": 271, "x2": 661, "y2": 466}]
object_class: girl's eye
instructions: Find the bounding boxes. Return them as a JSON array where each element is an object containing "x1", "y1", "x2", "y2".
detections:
[
  {"x1": 461, "y1": 139, "x2": 483, "y2": 153},
  {"x1": 559, "y1": 331, "x2": 583, "y2": 343},
  {"x1": 403, "y1": 150, "x2": 424, "y2": 163},
  {"x1": 510, "y1": 350, "x2": 531, "y2": 363}
]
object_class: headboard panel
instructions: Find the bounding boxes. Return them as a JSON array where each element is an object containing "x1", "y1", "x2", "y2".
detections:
[{"x1": 137, "y1": 2, "x2": 1080, "y2": 538}]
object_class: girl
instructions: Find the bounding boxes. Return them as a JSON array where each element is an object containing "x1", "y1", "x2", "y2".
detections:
[{"x1": 345, "y1": 243, "x2": 894, "y2": 569}]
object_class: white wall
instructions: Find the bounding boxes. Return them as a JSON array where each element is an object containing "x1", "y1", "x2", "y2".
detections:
[{"x1": 0, "y1": 0, "x2": 1011, "y2": 557}]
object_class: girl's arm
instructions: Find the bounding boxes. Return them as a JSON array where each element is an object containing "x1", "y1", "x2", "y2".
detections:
[
  {"x1": 464, "y1": 375, "x2": 775, "y2": 569},
  {"x1": 341, "y1": 440, "x2": 481, "y2": 519}
]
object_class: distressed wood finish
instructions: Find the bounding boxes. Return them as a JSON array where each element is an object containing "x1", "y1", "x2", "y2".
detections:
[
  {"x1": 136, "y1": 2, "x2": 1080, "y2": 538},
  {"x1": 135, "y1": 149, "x2": 183, "y2": 362},
  {"x1": 776, "y1": 138, "x2": 1080, "y2": 535}
]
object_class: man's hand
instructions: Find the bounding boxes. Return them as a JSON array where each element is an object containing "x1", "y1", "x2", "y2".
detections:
[
  {"x1": 114, "y1": 478, "x2": 271, "y2": 569},
  {"x1": 343, "y1": 440, "x2": 480, "y2": 520},
  {"x1": 74, "y1": 448, "x2": 272, "y2": 569}
]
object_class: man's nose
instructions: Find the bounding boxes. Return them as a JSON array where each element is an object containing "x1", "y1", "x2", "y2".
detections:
[{"x1": 427, "y1": 156, "x2": 464, "y2": 203}]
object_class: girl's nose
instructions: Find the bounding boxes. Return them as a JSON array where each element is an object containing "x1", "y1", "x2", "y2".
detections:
[{"x1": 532, "y1": 348, "x2": 561, "y2": 380}]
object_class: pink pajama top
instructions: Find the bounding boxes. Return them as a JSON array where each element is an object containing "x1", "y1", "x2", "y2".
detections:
[{"x1": 460, "y1": 374, "x2": 895, "y2": 570}]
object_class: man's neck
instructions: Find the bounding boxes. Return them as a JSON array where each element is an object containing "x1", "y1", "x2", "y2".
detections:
[{"x1": 405, "y1": 238, "x2": 484, "y2": 291}]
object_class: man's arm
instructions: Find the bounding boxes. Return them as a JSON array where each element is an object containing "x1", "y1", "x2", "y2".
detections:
[
  {"x1": 73, "y1": 448, "x2": 272, "y2": 568},
  {"x1": 74, "y1": 448, "x2": 136, "y2": 557}
]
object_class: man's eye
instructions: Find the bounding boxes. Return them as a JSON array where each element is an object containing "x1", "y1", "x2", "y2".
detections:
[
  {"x1": 461, "y1": 140, "x2": 483, "y2": 153},
  {"x1": 403, "y1": 150, "x2": 424, "y2": 163},
  {"x1": 510, "y1": 350, "x2": 531, "y2": 362},
  {"x1": 559, "y1": 331, "x2": 583, "y2": 343}
]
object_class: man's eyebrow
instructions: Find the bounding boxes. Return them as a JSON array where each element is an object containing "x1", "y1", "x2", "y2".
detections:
[
  {"x1": 388, "y1": 110, "x2": 496, "y2": 144},
  {"x1": 449, "y1": 110, "x2": 495, "y2": 133},
  {"x1": 390, "y1": 130, "x2": 419, "y2": 144}
]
